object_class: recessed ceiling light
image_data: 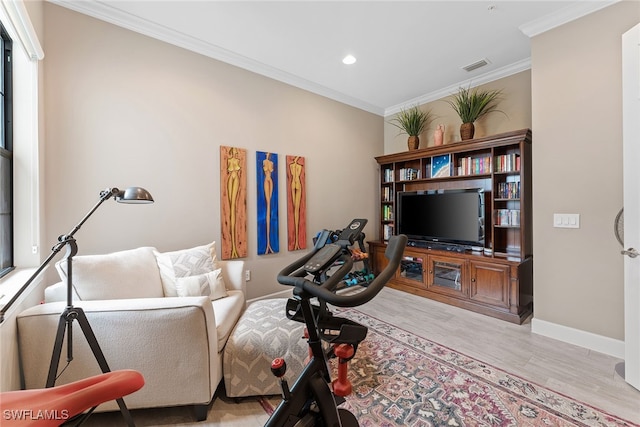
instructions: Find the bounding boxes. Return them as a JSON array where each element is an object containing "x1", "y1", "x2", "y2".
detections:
[{"x1": 342, "y1": 54, "x2": 357, "y2": 65}]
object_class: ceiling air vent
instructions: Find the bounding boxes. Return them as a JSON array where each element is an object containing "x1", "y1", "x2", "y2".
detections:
[{"x1": 462, "y1": 59, "x2": 490, "y2": 72}]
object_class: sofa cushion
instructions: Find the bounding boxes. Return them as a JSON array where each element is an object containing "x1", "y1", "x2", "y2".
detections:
[
  {"x1": 154, "y1": 242, "x2": 218, "y2": 297},
  {"x1": 54, "y1": 246, "x2": 164, "y2": 301},
  {"x1": 208, "y1": 268, "x2": 229, "y2": 300},
  {"x1": 175, "y1": 268, "x2": 228, "y2": 300},
  {"x1": 212, "y1": 289, "x2": 245, "y2": 349},
  {"x1": 175, "y1": 274, "x2": 211, "y2": 298}
]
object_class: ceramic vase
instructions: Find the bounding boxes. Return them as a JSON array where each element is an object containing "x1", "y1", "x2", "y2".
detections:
[{"x1": 434, "y1": 124, "x2": 445, "y2": 146}]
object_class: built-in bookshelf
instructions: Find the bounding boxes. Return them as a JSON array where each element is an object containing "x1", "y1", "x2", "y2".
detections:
[
  {"x1": 381, "y1": 165, "x2": 395, "y2": 241},
  {"x1": 375, "y1": 128, "x2": 531, "y2": 260},
  {"x1": 371, "y1": 129, "x2": 532, "y2": 323}
]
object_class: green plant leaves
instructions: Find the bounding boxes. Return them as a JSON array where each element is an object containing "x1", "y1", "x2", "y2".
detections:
[
  {"x1": 446, "y1": 86, "x2": 503, "y2": 124},
  {"x1": 388, "y1": 106, "x2": 433, "y2": 137}
]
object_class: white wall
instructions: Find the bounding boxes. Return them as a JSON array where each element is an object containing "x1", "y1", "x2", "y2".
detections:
[{"x1": 41, "y1": 3, "x2": 383, "y2": 301}]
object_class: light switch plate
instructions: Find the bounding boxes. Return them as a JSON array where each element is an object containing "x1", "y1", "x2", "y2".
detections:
[{"x1": 553, "y1": 213, "x2": 580, "y2": 228}]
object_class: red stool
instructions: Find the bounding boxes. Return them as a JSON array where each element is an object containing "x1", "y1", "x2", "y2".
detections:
[{"x1": 0, "y1": 369, "x2": 144, "y2": 427}]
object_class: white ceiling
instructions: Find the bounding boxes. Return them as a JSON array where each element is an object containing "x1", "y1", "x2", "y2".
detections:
[{"x1": 51, "y1": 0, "x2": 617, "y2": 116}]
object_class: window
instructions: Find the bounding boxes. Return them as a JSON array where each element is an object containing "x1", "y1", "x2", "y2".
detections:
[{"x1": 0, "y1": 23, "x2": 12, "y2": 279}]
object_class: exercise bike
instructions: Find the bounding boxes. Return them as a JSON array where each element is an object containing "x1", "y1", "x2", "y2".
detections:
[
  {"x1": 311, "y1": 221, "x2": 374, "y2": 289},
  {"x1": 265, "y1": 219, "x2": 407, "y2": 427}
]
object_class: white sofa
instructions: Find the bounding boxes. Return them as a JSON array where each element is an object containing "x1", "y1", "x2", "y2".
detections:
[{"x1": 16, "y1": 242, "x2": 246, "y2": 421}]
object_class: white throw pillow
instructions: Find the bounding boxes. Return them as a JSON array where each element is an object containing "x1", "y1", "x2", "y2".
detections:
[
  {"x1": 175, "y1": 268, "x2": 228, "y2": 300},
  {"x1": 54, "y1": 247, "x2": 164, "y2": 301},
  {"x1": 175, "y1": 274, "x2": 211, "y2": 297},
  {"x1": 154, "y1": 241, "x2": 217, "y2": 297},
  {"x1": 207, "y1": 268, "x2": 228, "y2": 300}
]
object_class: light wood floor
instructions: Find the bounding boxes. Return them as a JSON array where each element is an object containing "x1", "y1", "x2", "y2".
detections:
[
  {"x1": 85, "y1": 287, "x2": 640, "y2": 426},
  {"x1": 357, "y1": 287, "x2": 640, "y2": 424}
]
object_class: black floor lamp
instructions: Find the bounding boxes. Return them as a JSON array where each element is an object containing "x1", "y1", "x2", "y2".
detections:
[{"x1": 0, "y1": 187, "x2": 154, "y2": 427}]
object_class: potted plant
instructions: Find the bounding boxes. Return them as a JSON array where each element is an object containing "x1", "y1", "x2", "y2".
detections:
[
  {"x1": 389, "y1": 106, "x2": 433, "y2": 150},
  {"x1": 446, "y1": 85, "x2": 503, "y2": 140}
]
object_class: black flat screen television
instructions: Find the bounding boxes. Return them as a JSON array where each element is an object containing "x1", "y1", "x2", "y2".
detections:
[{"x1": 397, "y1": 189, "x2": 485, "y2": 247}]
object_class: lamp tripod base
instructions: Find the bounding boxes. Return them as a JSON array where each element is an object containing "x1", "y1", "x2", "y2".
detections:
[{"x1": 46, "y1": 305, "x2": 136, "y2": 427}]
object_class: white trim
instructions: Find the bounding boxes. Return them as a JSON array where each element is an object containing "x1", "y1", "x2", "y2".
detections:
[
  {"x1": 1, "y1": 0, "x2": 44, "y2": 60},
  {"x1": 28, "y1": 61, "x2": 40, "y2": 257},
  {"x1": 531, "y1": 317, "x2": 625, "y2": 359},
  {"x1": 519, "y1": 0, "x2": 620, "y2": 38},
  {"x1": 11, "y1": 27, "x2": 41, "y2": 267}
]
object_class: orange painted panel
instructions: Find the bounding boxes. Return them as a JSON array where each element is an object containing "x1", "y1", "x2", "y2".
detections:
[{"x1": 220, "y1": 146, "x2": 248, "y2": 259}]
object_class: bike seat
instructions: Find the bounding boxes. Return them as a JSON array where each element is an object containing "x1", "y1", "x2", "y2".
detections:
[{"x1": 1, "y1": 369, "x2": 144, "y2": 426}]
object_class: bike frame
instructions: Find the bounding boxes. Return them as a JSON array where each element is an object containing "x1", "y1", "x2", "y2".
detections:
[
  {"x1": 265, "y1": 297, "x2": 343, "y2": 427},
  {"x1": 263, "y1": 224, "x2": 407, "y2": 427}
]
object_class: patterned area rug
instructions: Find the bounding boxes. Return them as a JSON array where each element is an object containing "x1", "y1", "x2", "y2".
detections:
[{"x1": 262, "y1": 308, "x2": 637, "y2": 427}]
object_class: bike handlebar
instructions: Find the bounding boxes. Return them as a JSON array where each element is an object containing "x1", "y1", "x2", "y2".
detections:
[{"x1": 277, "y1": 234, "x2": 407, "y2": 307}]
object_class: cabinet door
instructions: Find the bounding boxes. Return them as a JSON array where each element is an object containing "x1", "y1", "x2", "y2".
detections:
[
  {"x1": 397, "y1": 251, "x2": 425, "y2": 288},
  {"x1": 426, "y1": 255, "x2": 467, "y2": 297},
  {"x1": 469, "y1": 260, "x2": 510, "y2": 308}
]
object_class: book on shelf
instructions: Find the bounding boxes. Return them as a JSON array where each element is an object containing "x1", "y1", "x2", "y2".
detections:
[
  {"x1": 495, "y1": 153, "x2": 521, "y2": 172},
  {"x1": 496, "y1": 181, "x2": 520, "y2": 199},
  {"x1": 399, "y1": 167, "x2": 420, "y2": 181},
  {"x1": 383, "y1": 168, "x2": 394, "y2": 182},
  {"x1": 458, "y1": 156, "x2": 491, "y2": 176},
  {"x1": 382, "y1": 204, "x2": 394, "y2": 221},
  {"x1": 495, "y1": 209, "x2": 520, "y2": 226},
  {"x1": 382, "y1": 186, "x2": 394, "y2": 202},
  {"x1": 383, "y1": 224, "x2": 394, "y2": 241}
]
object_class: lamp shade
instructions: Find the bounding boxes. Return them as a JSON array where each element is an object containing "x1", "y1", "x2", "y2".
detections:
[{"x1": 115, "y1": 187, "x2": 154, "y2": 204}]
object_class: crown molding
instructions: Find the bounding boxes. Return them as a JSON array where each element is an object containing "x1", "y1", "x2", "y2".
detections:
[
  {"x1": 49, "y1": 0, "x2": 619, "y2": 117},
  {"x1": 384, "y1": 58, "x2": 531, "y2": 117},
  {"x1": 2, "y1": 0, "x2": 44, "y2": 60},
  {"x1": 48, "y1": 0, "x2": 384, "y2": 115},
  {"x1": 519, "y1": 0, "x2": 620, "y2": 37}
]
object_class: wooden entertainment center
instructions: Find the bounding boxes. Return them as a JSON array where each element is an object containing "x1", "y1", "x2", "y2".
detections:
[{"x1": 369, "y1": 129, "x2": 532, "y2": 324}]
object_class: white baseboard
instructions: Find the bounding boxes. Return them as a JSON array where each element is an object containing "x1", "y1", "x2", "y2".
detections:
[{"x1": 531, "y1": 317, "x2": 625, "y2": 359}]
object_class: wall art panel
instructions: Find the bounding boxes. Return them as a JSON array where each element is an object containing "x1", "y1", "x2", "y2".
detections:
[
  {"x1": 286, "y1": 155, "x2": 306, "y2": 251},
  {"x1": 256, "y1": 151, "x2": 279, "y2": 255},
  {"x1": 220, "y1": 146, "x2": 248, "y2": 259}
]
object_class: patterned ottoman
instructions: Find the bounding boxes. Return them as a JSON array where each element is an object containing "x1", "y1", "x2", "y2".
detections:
[{"x1": 223, "y1": 298, "x2": 309, "y2": 397}]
